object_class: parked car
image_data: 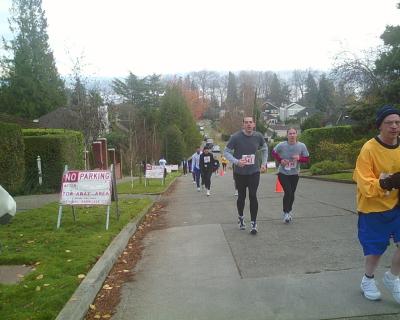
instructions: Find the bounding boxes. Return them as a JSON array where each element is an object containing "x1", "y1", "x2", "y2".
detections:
[{"x1": 212, "y1": 145, "x2": 221, "y2": 153}]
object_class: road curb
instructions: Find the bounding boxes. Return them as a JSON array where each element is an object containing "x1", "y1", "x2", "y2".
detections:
[
  {"x1": 55, "y1": 177, "x2": 179, "y2": 320},
  {"x1": 299, "y1": 175, "x2": 355, "y2": 184},
  {"x1": 55, "y1": 200, "x2": 154, "y2": 320}
]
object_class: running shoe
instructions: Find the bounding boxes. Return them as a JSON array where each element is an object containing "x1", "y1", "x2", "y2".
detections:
[
  {"x1": 250, "y1": 221, "x2": 257, "y2": 234},
  {"x1": 383, "y1": 271, "x2": 400, "y2": 303},
  {"x1": 361, "y1": 275, "x2": 381, "y2": 301},
  {"x1": 283, "y1": 212, "x2": 292, "y2": 223},
  {"x1": 238, "y1": 216, "x2": 245, "y2": 230}
]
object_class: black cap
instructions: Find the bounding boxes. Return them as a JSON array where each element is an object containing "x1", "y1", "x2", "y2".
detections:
[{"x1": 376, "y1": 105, "x2": 400, "y2": 129}]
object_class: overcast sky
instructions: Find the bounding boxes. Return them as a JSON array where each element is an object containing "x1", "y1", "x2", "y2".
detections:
[{"x1": 0, "y1": 0, "x2": 399, "y2": 78}]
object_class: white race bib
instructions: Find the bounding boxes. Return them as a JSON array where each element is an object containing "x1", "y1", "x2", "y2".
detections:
[
  {"x1": 242, "y1": 154, "x2": 255, "y2": 165},
  {"x1": 284, "y1": 160, "x2": 297, "y2": 170},
  {"x1": 204, "y1": 156, "x2": 210, "y2": 163}
]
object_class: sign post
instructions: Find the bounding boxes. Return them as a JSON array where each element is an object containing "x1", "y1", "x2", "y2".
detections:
[{"x1": 58, "y1": 169, "x2": 113, "y2": 230}]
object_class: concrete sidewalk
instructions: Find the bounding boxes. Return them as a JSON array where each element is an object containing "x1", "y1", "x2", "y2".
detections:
[{"x1": 113, "y1": 172, "x2": 400, "y2": 320}]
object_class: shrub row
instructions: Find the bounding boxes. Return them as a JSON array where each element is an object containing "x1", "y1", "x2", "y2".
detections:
[
  {"x1": 23, "y1": 129, "x2": 84, "y2": 194},
  {"x1": 0, "y1": 125, "x2": 85, "y2": 195},
  {"x1": 300, "y1": 126, "x2": 359, "y2": 164},
  {"x1": 0, "y1": 122, "x2": 25, "y2": 194},
  {"x1": 310, "y1": 160, "x2": 353, "y2": 175}
]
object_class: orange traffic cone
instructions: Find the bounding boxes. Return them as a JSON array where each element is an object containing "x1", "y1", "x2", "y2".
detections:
[
  {"x1": 220, "y1": 169, "x2": 224, "y2": 177},
  {"x1": 275, "y1": 177, "x2": 283, "y2": 193}
]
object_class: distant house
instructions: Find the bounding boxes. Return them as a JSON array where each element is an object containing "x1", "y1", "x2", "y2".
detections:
[
  {"x1": 38, "y1": 107, "x2": 81, "y2": 130},
  {"x1": 0, "y1": 113, "x2": 40, "y2": 129},
  {"x1": 38, "y1": 105, "x2": 109, "y2": 133},
  {"x1": 262, "y1": 101, "x2": 280, "y2": 124},
  {"x1": 279, "y1": 103, "x2": 307, "y2": 122}
]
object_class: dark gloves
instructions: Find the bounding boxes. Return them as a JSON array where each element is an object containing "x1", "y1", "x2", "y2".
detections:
[{"x1": 380, "y1": 172, "x2": 400, "y2": 190}]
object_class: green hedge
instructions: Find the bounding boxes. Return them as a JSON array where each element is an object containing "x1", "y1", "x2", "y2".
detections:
[
  {"x1": 316, "y1": 138, "x2": 368, "y2": 167},
  {"x1": 0, "y1": 122, "x2": 25, "y2": 194},
  {"x1": 23, "y1": 129, "x2": 84, "y2": 193},
  {"x1": 300, "y1": 126, "x2": 359, "y2": 164},
  {"x1": 310, "y1": 160, "x2": 352, "y2": 175}
]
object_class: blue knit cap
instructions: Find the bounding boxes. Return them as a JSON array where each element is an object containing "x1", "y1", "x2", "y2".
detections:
[{"x1": 376, "y1": 105, "x2": 400, "y2": 129}]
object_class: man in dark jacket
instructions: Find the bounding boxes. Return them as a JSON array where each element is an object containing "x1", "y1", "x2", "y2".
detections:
[{"x1": 200, "y1": 145, "x2": 215, "y2": 196}]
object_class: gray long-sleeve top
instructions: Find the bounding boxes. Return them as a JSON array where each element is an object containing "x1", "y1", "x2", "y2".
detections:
[{"x1": 223, "y1": 130, "x2": 268, "y2": 175}]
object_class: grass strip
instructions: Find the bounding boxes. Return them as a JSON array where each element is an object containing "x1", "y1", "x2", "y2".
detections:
[
  {"x1": 117, "y1": 171, "x2": 180, "y2": 194},
  {"x1": 0, "y1": 197, "x2": 151, "y2": 320}
]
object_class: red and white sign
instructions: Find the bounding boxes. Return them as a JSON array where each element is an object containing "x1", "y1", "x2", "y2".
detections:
[
  {"x1": 145, "y1": 165, "x2": 164, "y2": 179},
  {"x1": 165, "y1": 164, "x2": 178, "y2": 173},
  {"x1": 60, "y1": 170, "x2": 112, "y2": 205}
]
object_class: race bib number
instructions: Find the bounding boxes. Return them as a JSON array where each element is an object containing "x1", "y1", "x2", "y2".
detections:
[
  {"x1": 284, "y1": 160, "x2": 297, "y2": 170},
  {"x1": 242, "y1": 154, "x2": 255, "y2": 165},
  {"x1": 204, "y1": 156, "x2": 211, "y2": 163}
]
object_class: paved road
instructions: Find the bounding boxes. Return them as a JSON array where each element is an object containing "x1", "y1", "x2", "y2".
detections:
[{"x1": 113, "y1": 172, "x2": 400, "y2": 320}]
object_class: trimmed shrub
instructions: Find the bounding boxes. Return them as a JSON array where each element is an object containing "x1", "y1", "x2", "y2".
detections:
[
  {"x1": 315, "y1": 138, "x2": 368, "y2": 167},
  {"x1": 23, "y1": 129, "x2": 84, "y2": 193},
  {"x1": 300, "y1": 126, "x2": 358, "y2": 164},
  {"x1": 0, "y1": 122, "x2": 25, "y2": 194},
  {"x1": 310, "y1": 160, "x2": 352, "y2": 175}
]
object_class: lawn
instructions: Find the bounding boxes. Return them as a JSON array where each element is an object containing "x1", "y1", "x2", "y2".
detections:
[
  {"x1": 117, "y1": 171, "x2": 181, "y2": 194},
  {"x1": 320, "y1": 171, "x2": 354, "y2": 181},
  {"x1": 300, "y1": 170, "x2": 354, "y2": 182},
  {"x1": 0, "y1": 198, "x2": 152, "y2": 320}
]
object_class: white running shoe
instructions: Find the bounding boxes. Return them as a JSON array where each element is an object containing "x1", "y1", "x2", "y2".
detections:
[
  {"x1": 206, "y1": 189, "x2": 210, "y2": 196},
  {"x1": 283, "y1": 212, "x2": 291, "y2": 223},
  {"x1": 234, "y1": 190, "x2": 238, "y2": 196},
  {"x1": 361, "y1": 276, "x2": 381, "y2": 300},
  {"x1": 197, "y1": 187, "x2": 201, "y2": 192},
  {"x1": 383, "y1": 271, "x2": 400, "y2": 303}
]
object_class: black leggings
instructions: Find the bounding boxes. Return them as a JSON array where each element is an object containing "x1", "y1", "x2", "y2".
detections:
[
  {"x1": 234, "y1": 172, "x2": 260, "y2": 222},
  {"x1": 278, "y1": 173, "x2": 299, "y2": 213},
  {"x1": 202, "y1": 171, "x2": 212, "y2": 189}
]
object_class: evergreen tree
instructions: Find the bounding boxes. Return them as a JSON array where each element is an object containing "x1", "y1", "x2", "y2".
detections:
[
  {"x1": 112, "y1": 72, "x2": 146, "y2": 106},
  {"x1": 164, "y1": 124, "x2": 185, "y2": 164},
  {"x1": 0, "y1": 0, "x2": 66, "y2": 118},
  {"x1": 316, "y1": 74, "x2": 335, "y2": 113},
  {"x1": 374, "y1": 4, "x2": 400, "y2": 102},
  {"x1": 269, "y1": 73, "x2": 282, "y2": 106},
  {"x1": 226, "y1": 72, "x2": 239, "y2": 109},
  {"x1": 159, "y1": 85, "x2": 201, "y2": 157},
  {"x1": 302, "y1": 72, "x2": 318, "y2": 107}
]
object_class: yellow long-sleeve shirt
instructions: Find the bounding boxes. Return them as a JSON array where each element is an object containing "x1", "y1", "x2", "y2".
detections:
[{"x1": 353, "y1": 137, "x2": 400, "y2": 213}]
